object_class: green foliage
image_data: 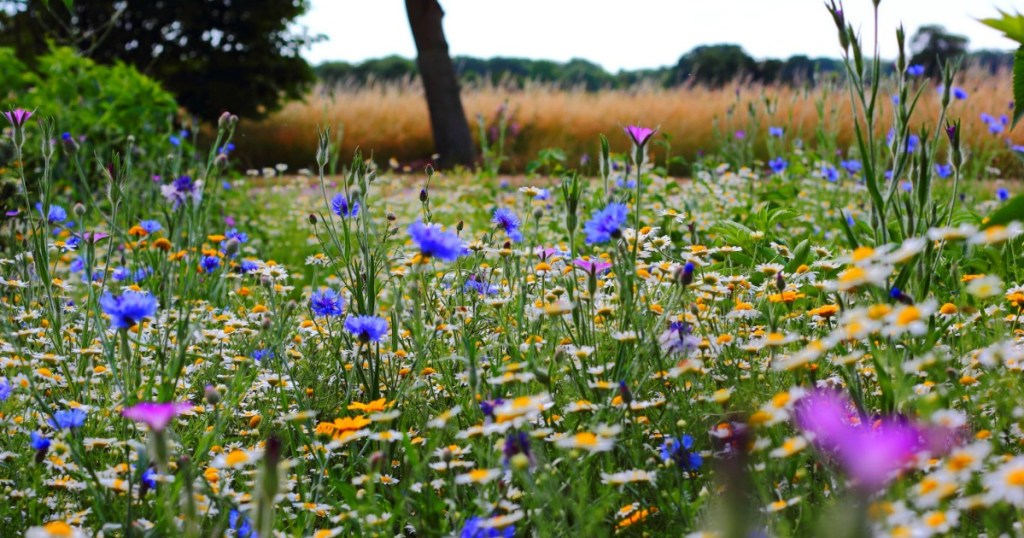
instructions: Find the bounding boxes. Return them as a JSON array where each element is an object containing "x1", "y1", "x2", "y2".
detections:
[
  {"x1": 0, "y1": 0, "x2": 318, "y2": 121},
  {"x1": 11, "y1": 47, "x2": 177, "y2": 147},
  {"x1": 979, "y1": 9, "x2": 1024, "y2": 44}
]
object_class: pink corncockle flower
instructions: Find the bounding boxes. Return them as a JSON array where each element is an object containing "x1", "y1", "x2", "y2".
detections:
[
  {"x1": 122, "y1": 401, "x2": 191, "y2": 432},
  {"x1": 573, "y1": 258, "x2": 612, "y2": 276},
  {"x1": 77, "y1": 231, "x2": 110, "y2": 244},
  {"x1": 3, "y1": 108, "x2": 33, "y2": 128},
  {"x1": 535, "y1": 247, "x2": 560, "y2": 260},
  {"x1": 794, "y1": 390, "x2": 954, "y2": 493},
  {"x1": 624, "y1": 125, "x2": 657, "y2": 147}
]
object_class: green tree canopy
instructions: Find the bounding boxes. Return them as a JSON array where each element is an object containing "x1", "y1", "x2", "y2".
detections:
[{"x1": 0, "y1": 0, "x2": 320, "y2": 121}]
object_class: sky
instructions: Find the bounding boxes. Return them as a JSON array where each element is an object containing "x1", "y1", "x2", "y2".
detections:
[{"x1": 298, "y1": 0, "x2": 1019, "y2": 71}]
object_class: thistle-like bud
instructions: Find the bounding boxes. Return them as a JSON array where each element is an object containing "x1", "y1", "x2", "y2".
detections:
[
  {"x1": 677, "y1": 261, "x2": 695, "y2": 287},
  {"x1": 218, "y1": 112, "x2": 232, "y2": 130},
  {"x1": 946, "y1": 120, "x2": 962, "y2": 169},
  {"x1": 775, "y1": 272, "x2": 786, "y2": 292},
  {"x1": 73, "y1": 203, "x2": 86, "y2": 217},
  {"x1": 204, "y1": 384, "x2": 221, "y2": 405},
  {"x1": 419, "y1": 189, "x2": 428, "y2": 203},
  {"x1": 386, "y1": 211, "x2": 396, "y2": 222},
  {"x1": 223, "y1": 238, "x2": 240, "y2": 258},
  {"x1": 457, "y1": 220, "x2": 464, "y2": 233},
  {"x1": 308, "y1": 214, "x2": 317, "y2": 225}
]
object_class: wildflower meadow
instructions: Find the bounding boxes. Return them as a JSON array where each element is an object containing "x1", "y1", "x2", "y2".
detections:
[{"x1": 6, "y1": 2, "x2": 1024, "y2": 538}]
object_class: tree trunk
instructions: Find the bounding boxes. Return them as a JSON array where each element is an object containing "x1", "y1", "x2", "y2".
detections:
[{"x1": 405, "y1": 0, "x2": 475, "y2": 169}]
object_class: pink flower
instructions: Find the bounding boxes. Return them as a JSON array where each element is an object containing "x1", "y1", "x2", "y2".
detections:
[
  {"x1": 573, "y1": 258, "x2": 612, "y2": 276},
  {"x1": 3, "y1": 108, "x2": 33, "y2": 128},
  {"x1": 794, "y1": 390, "x2": 953, "y2": 492},
  {"x1": 76, "y1": 231, "x2": 110, "y2": 244},
  {"x1": 122, "y1": 401, "x2": 191, "y2": 432},
  {"x1": 624, "y1": 125, "x2": 657, "y2": 147}
]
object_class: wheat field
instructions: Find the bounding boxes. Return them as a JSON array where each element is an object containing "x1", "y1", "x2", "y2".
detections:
[{"x1": 235, "y1": 69, "x2": 1024, "y2": 173}]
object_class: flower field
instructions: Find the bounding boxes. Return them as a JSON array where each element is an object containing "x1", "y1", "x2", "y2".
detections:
[{"x1": 7, "y1": 9, "x2": 1024, "y2": 538}]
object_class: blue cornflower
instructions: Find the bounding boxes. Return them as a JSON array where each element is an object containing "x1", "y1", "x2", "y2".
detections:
[
  {"x1": 142, "y1": 467, "x2": 157, "y2": 489},
  {"x1": 139, "y1": 220, "x2": 162, "y2": 234},
  {"x1": 583, "y1": 202, "x2": 628, "y2": 245},
  {"x1": 768, "y1": 157, "x2": 787, "y2": 175},
  {"x1": 660, "y1": 434, "x2": 702, "y2": 471},
  {"x1": 409, "y1": 220, "x2": 465, "y2": 262},
  {"x1": 953, "y1": 87, "x2": 968, "y2": 100},
  {"x1": 906, "y1": 64, "x2": 925, "y2": 77},
  {"x1": 768, "y1": 126, "x2": 784, "y2": 137},
  {"x1": 200, "y1": 255, "x2": 221, "y2": 273},
  {"x1": 218, "y1": 143, "x2": 235, "y2": 155},
  {"x1": 30, "y1": 431, "x2": 50, "y2": 451},
  {"x1": 344, "y1": 315, "x2": 389, "y2": 343},
  {"x1": 659, "y1": 321, "x2": 701, "y2": 356},
  {"x1": 240, "y1": 259, "x2": 260, "y2": 273},
  {"x1": 49, "y1": 408, "x2": 87, "y2": 430},
  {"x1": 134, "y1": 267, "x2": 152, "y2": 282},
  {"x1": 821, "y1": 165, "x2": 839, "y2": 183},
  {"x1": 935, "y1": 164, "x2": 953, "y2": 179},
  {"x1": 330, "y1": 193, "x2": 360, "y2": 218},
  {"x1": 464, "y1": 275, "x2": 499, "y2": 295},
  {"x1": 907, "y1": 134, "x2": 920, "y2": 153},
  {"x1": 99, "y1": 290, "x2": 158, "y2": 330},
  {"x1": 460, "y1": 516, "x2": 514, "y2": 538},
  {"x1": 841, "y1": 159, "x2": 862, "y2": 174},
  {"x1": 229, "y1": 509, "x2": 256, "y2": 538},
  {"x1": 112, "y1": 266, "x2": 131, "y2": 281},
  {"x1": 70, "y1": 258, "x2": 85, "y2": 273},
  {"x1": 534, "y1": 188, "x2": 550, "y2": 201},
  {"x1": 492, "y1": 207, "x2": 523, "y2": 242},
  {"x1": 998, "y1": 188, "x2": 1010, "y2": 201},
  {"x1": 310, "y1": 288, "x2": 344, "y2": 317},
  {"x1": 252, "y1": 349, "x2": 274, "y2": 362},
  {"x1": 35, "y1": 203, "x2": 67, "y2": 224},
  {"x1": 225, "y1": 228, "x2": 248, "y2": 243},
  {"x1": 169, "y1": 135, "x2": 181, "y2": 147},
  {"x1": 0, "y1": 378, "x2": 10, "y2": 401}
]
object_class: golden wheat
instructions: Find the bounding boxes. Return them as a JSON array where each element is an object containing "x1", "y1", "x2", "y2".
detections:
[{"x1": 236, "y1": 69, "x2": 1024, "y2": 172}]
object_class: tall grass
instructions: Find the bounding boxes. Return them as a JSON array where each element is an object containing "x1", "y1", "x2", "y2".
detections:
[{"x1": 237, "y1": 68, "x2": 1024, "y2": 175}]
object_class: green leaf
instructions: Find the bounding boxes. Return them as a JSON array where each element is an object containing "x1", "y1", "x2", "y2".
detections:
[
  {"x1": 979, "y1": 10, "x2": 1024, "y2": 44},
  {"x1": 784, "y1": 238, "x2": 810, "y2": 274},
  {"x1": 983, "y1": 192, "x2": 1024, "y2": 229},
  {"x1": 1014, "y1": 45, "x2": 1024, "y2": 128}
]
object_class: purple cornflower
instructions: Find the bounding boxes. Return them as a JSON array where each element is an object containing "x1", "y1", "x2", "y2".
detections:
[
  {"x1": 583, "y1": 202, "x2": 628, "y2": 244},
  {"x1": 409, "y1": 220, "x2": 465, "y2": 262},
  {"x1": 330, "y1": 193, "x2": 360, "y2": 218},
  {"x1": 0, "y1": 378, "x2": 10, "y2": 401},
  {"x1": 624, "y1": 124, "x2": 657, "y2": 147},
  {"x1": 310, "y1": 288, "x2": 344, "y2": 317},
  {"x1": 344, "y1": 315, "x2": 389, "y2": 343},
  {"x1": 99, "y1": 290, "x2": 158, "y2": 329},
  {"x1": 3, "y1": 108, "x2": 32, "y2": 128},
  {"x1": 492, "y1": 207, "x2": 523, "y2": 243},
  {"x1": 161, "y1": 175, "x2": 203, "y2": 208},
  {"x1": 121, "y1": 401, "x2": 191, "y2": 432}
]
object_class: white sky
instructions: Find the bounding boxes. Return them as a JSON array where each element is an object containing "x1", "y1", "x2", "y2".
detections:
[{"x1": 299, "y1": 0, "x2": 1019, "y2": 71}]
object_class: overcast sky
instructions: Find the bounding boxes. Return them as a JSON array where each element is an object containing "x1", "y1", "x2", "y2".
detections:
[{"x1": 298, "y1": 0, "x2": 1019, "y2": 71}]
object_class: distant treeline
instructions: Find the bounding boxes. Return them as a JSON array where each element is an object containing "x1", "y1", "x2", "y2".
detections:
[{"x1": 316, "y1": 41, "x2": 1014, "y2": 90}]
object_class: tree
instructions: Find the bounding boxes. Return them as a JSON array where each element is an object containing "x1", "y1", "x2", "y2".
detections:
[
  {"x1": 0, "y1": 0, "x2": 319, "y2": 121},
  {"x1": 909, "y1": 25, "x2": 968, "y2": 77},
  {"x1": 405, "y1": 0, "x2": 474, "y2": 168},
  {"x1": 674, "y1": 44, "x2": 756, "y2": 87}
]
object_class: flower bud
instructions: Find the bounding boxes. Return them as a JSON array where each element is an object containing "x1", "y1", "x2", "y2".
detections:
[
  {"x1": 73, "y1": 203, "x2": 86, "y2": 217},
  {"x1": 204, "y1": 384, "x2": 221, "y2": 405},
  {"x1": 218, "y1": 112, "x2": 232, "y2": 129}
]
